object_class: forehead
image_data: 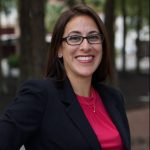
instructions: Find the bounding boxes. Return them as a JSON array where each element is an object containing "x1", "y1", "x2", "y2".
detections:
[{"x1": 64, "y1": 15, "x2": 99, "y2": 35}]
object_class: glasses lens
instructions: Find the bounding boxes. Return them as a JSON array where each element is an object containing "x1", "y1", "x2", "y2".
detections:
[
  {"x1": 63, "y1": 34, "x2": 104, "y2": 45},
  {"x1": 88, "y1": 34, "x2": 103, "y2": 44},
  {"x1": 67, "y1": 35, "x2": 82, "y2": 45}
]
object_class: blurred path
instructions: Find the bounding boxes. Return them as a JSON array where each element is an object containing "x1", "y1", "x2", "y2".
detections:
[
  {"x1": 118, "y1": 72, "x2": 149, "y2": 109},
  {"x1": 127, "y1": 106, "x2": 149, "y2": 150}
]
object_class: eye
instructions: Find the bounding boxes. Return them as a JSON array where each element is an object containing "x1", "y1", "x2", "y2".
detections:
[
  {"x1": 88, "y1": 34, "x2": 100, "y2": 42},
  {"x1": 67, "y1": 35, "x2": 82, "y2": 42}
]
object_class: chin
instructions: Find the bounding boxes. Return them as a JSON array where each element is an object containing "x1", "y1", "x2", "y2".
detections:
[{"x1": 78, "y1": 72, "x2": 94, "y2": 78}]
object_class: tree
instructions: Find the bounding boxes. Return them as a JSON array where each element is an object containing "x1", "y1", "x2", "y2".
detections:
[
  {"x1": 45, "y1": 3, "x2": 64, "y2": 33},
  {"x1": 104, "y1": 0, "x2": 116, "y2": 83},
  {"x1": 121, "y1": 0, "x2": 149, "y2": 72},
  {"x1": 115, "y1": 0, "x2": 149, "y2": 73},
  {"x1": 121, "y1": 0, "x2": 127, "y2": 72},
  {"x1": 30, "y1": 0, "x2": 47, "y2": 78},
  {"x1": 19, "y1": 0, "x2": 32, "y2": 81},
  {"x1": 65, "y1": 0, "x2": 85, "y2": 8},
  {"x1": 0, "y1": 0, "x2": 15, "y2": 92},
  {"x1": 0, "y1": 28, "x2": 3, "y2": 92},
  {"x1": 135, "y1": 0, "x2": 142, "y2": 72},
  {"x1": 0, "y1": 21, "x2": 2, "y2": 89},
  {"x1": 19, "y1": 0, "x2": 47, "y2": 81},
  {"x1": 85, "y1": 0, "x2": 104, "y2": 12}
]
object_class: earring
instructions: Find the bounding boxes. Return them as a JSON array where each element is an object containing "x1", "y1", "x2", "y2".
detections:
[{"x1": 58, "y1": 53, "x2": 62, "y2": 58}]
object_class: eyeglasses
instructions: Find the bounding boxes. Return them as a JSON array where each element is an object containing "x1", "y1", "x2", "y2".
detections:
[{"x1": 62, "y1": 33, "x2": 104, "y2": 46}]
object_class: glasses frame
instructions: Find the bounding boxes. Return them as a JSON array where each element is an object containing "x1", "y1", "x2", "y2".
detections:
[{"x1": 62, "y1": 33, "x2": 104, "y2": 46}]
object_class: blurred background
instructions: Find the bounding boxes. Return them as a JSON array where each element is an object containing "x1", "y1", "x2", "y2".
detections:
[{"x1": 0, "y1": 0, "x2": 149, "y2": 149}]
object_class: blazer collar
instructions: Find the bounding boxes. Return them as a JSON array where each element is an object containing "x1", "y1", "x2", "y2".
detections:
[
  {"x1": 58, "y1": 78, "x2": 102, "y2": 150},
  {"x1": 94, "y1": 83, "x2": 130, "y2": 150},
  {"x1": 57, "y1": 78, "x2": 130, "y2": 150}
]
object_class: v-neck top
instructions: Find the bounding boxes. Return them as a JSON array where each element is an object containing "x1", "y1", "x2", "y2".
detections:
[{"x1": 76, "y1": 88, "x2": 124, "y2": 150}]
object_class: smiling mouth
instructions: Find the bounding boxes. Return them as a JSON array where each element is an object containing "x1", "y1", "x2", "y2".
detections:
[{"x1": 76, "y1": 56, "x2": 94, "y2": 62}]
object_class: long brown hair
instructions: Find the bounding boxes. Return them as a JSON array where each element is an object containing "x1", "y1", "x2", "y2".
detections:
[{"x1": 45, "y1": 4, "x2": 111, "y2": 83}]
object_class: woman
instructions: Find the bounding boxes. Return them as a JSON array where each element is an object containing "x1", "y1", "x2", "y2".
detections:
[{"x1": 0, "y1": 5, "x2": 131, "y2": 150}]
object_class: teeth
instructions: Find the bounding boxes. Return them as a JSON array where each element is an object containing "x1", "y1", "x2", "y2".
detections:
[{"x1": 76, "y1": 56, "x2": 93, "y2": 61}]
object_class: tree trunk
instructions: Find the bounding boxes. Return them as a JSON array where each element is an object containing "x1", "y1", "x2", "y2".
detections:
[
  {"x1": 30, "y1": 0, "x2": 47, "y2": 78},
  {"x1": 136, "y1": 0, "x2": 142, "y2": 73},
  {"x1": 104, "y1": 0, "x2": 117, "y2": 84},
  {"x1": 19, "y1": 0, "x2": 46, "y2": 81},
  {"x1": 121, "y1": 0, "x2": 127, "y2": 72},
  {"x1": 0, "y1": 14, "x2": 4, "y2": 92},
  {"x1": 19, "y1": 0, "x2": 33, "y2": 81},
  {"x1": 0, "y1": 36, "x2": 3, "y2": 92}
]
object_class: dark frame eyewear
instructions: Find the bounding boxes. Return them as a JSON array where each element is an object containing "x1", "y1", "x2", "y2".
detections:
[{"x1": 62, "y1": 33, "x2": 104, "y2": 46}]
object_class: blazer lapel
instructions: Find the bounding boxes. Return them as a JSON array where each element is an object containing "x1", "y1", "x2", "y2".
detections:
[
  {"x1": 95, "y1": 84, "x2": 130, "y2": 150},
  {"x1": 58, "y1": 79, "x2": 101, "y2": 150}
]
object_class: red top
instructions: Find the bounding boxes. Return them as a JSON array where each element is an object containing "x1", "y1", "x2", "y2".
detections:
[{"x1": 76, "y1": 88, "x2": 124, "y2": 150}]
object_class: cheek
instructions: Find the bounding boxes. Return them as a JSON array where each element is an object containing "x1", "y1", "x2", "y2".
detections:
[
  {"x1": 62, "y1": 46, "x2": 77, "y2": 58},
  {"x1": 97, "y1": 46, "x2": 103, "y2": 64},
  {"x1": 100, "y1": 48, "x2": 103, "y2": 57},
  {"x1": 96, "y1": 45, "x2": 103, "y2": 56}
]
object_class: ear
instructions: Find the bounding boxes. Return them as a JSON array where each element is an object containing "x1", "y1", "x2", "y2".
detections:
[{"x1": 58, "y1": 47, "x2": 63, "y2": 58}]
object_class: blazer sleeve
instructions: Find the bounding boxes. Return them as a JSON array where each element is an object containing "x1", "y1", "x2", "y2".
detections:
[
  {"x1": 108, "y1": 85, "x2": 131, "y2": 145},
  {"x1": 117, "y1": 90, "x2": 131, "y2": 136},
  {"x1": 0, "y1": 80, "x2": 48, "y2": 150}
]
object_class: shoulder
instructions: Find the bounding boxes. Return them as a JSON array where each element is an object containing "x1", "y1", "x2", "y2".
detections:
[
  {"x1": 101, "y1": 83, "x2": 123, "y2": 96},
  {"x1": 18, "y1": 77, "x2": 57, "y2": 94},
  {"x1": 0, "y1": 78, "x2": 57, "y2": 140},
  {"x1": 95, "y1": 83, "x2": 122, "y2": 95},
  {"x1": 3, "y1": 77, "x2": 58, "y2": 119},
  {"x1": 12, "y1": 77, "x2": 59, "y2": 107},
  {"x1": 95, "y1": 83, "x2": 125, "y2": 105}
]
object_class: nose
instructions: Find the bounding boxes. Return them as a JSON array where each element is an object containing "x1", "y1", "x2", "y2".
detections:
[{"x1": 79, "y1": 38, "x2": 91, "y2": 51}]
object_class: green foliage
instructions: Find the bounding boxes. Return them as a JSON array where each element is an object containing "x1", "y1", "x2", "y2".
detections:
[
  {"x1": 85, "y1": 0, "x2": 105, "y2": 12},
  {"x1": 0, "y1": 0, "x2": 16, "y2": 14},
  {"x1": 65, "y1": 0, "x2": 79, "y2": 7},
  {"x1": 8, "y1": 54, "x2": 20, "y2": 68},
  {"x1": 86, "y1": 0, "x2": 105, "y2": 5},
  {"x1": 116, "y1": 0, "x2": 149, "y2": 29},
  {"x1": 45, "y1": 3, "x2": 64, "y2": 33}
]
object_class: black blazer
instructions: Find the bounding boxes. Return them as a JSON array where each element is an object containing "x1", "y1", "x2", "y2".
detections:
[{"x1": 0, "y1": 78, "x2": 131, "y2": 150}]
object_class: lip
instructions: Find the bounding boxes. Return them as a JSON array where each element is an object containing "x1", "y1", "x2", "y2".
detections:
[{"x1": 75, "y1": 55, "x2": 94, "y2": 63}]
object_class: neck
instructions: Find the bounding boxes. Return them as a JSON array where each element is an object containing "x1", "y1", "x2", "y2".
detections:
[{"x1": 68, "y1": 75, "x2": 92, "y2": 97}]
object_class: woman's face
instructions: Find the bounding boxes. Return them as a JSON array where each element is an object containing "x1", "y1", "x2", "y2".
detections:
[{"x1": 58, "y1": 15, "x2": 102, "y2": 81}]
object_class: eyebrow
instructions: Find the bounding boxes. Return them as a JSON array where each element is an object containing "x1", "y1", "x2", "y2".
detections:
[
  {"x1": 68, "y1": 31, "x2": 81, "y2": 35},
  {"x1": 68, "y1": 30, "x2": 99, "y2": 36}
]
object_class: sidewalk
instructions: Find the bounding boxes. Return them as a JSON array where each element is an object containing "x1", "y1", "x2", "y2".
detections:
[{"x1": 127, "y1": 106, "x2": 149, "y2": 150}]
